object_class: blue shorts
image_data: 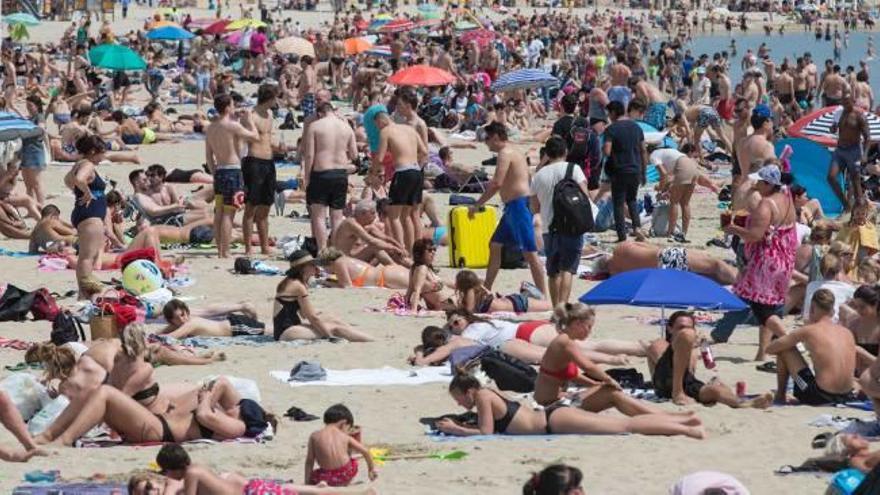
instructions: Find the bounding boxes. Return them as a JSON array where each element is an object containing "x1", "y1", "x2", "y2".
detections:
[
  {"x1": 491, "y1": 196, "x2": 537, "y2": 252},
  {"x1": 20, "y1": 137, "x2": 46, "y2": 170},
  {"x1": 214, "y1": 167, "x2": 244, "y2": 207},
  {"x1": 542, "y1": 232, "x2": 584, "y2": 276}
]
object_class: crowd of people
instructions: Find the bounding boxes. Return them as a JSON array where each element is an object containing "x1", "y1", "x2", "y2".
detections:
[{"x1": 6, "y1": 0, "x2": 880, "y2": 493}]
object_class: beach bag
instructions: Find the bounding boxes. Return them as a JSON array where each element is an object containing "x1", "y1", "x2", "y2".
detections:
[
  {"x1": 0, "y1": 284, "x2": 35, "y2": 322},
  {"x1": 0, "y1": 374, "x2": 49, "y2": 421},
  {"x1": 650, "y1": 201, "x2": 675, "y2": 237},
  {"x1": 30, "y1": 288, "x2": 59, "y2": 322},
  {"x1": 605, "y1": 368, "x2": 645, "y2": 389},
  {"x1": 854, "y1": 464, "x2": 880, "y2": 495},
  {"x1": 51, "y1": 310, "x2": 86, "y2": 346},
  {"x1": 449, "y1": 345, "x2": 490, "y2": 374},
  {"x1": 89, "y1": 303, "x2": 117, "y2": 341},
  {"x1": 549, "y1": 163, "x2": 593, "y2": 236},
  {"x1": 480, "y1": 350, "x2": 536, "y2": 393}
]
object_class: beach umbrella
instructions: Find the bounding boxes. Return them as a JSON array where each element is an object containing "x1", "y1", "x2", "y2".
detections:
[
  {"x1": 579, "y1": 269, "x2": 747, "y2": 311},
  {"x1": 788, "y1": 105, "x2": 880, "y2": 147},
  {"x1": 275, "y1": 36, "x2": 315, "y2": 57},
  {"x1": 459, "y1": 28, "x2": 495, "y2": 48},
  {"x1": 146, "y1": 25, "x2": 194, "y2": 40},
  {"x1": 202, "y1": 19, "x2": 231, "y2": 35},
  {"x1": 375, "y1": 13, "x2": 393, "y2": 20},
  {"x1": 0, "y1": 112, "x2": 42, "y2": 142},
  {"x1": 378, "y1": 18, "x2": 415, "y2": 33},
  {"x1": 3, "y1": 13, "x2": 39, "y2": 26},
  {"x1": 344, "y1": 37, "x2": 372, "y2": 55},
  {"x1": 365, "y1": 45, "x2": 412, "y2": 59},
  {"x1": 151, "y1": 20, "x2": 180, "y2": 29},
  {"x1": 454, "y1": 21, "x2": 480, "y2": 31},
  {"x1": 9, "y1": 24, "x2": 29, "y2": 41},
  {"x1": 492, "y1": 68, "x2": 558, "y2": 92},
  {"x1": 388, "y1": 64, "x2": 455, "y2": 86},
  {"x1": 88, "y1": 44, "x2": 146, "y2": 71},
  {"x1": 222, "y1": 30, "x2": 242, "y2": 45},
  {"x1": 226, "y1": 18, "x2": 265, "y2": 30}
]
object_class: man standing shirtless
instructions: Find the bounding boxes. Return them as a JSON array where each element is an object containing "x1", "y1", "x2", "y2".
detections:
[
  {"x1": 302, "y1": 101, "x2": 357, "y2": 251},
  {"x1": 298, "y1": 56, "x2": 318, "y2": 120},
  {"x1": 205, "y1": 94, "x2": 259, "y2": 259},
  {"x1": 633, "y1": 77, "x2": 668, "y2": 130},
  {"x1": 471, "y1": 122, "x2": 547, "y2": 297},
  {"x1": 242, "y1": 84, "x2": 278, "y2": 256},
  {"x1": 828, "y1": 91, "x2": 872, "y2": 210},
  {"x1": 370, "y1": 110, "x2": 427, "y2": 251}
]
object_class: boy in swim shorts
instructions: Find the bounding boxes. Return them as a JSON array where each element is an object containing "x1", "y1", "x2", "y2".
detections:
[{"x1": 306, "y1": 404, "x2": 377, "y2": 487}]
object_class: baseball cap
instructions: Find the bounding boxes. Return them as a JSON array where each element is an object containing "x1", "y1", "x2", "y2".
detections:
[
  {"x1": 752, "y1": 103, "x2": 773, "y2": 119},
  {"x1": 748, "y1": 164, "x2": 782, "y2": 186}
]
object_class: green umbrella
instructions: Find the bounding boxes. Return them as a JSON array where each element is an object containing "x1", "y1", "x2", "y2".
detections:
[
  {"x1": 9, "y1": 24, "x2": 29, "y2": 41},
  {"x1": 88, "y1": 44, "x2": 146, "y2": 71},
  {"x1": 3, "y1": 13, "x2": 39, "y2": 27}
]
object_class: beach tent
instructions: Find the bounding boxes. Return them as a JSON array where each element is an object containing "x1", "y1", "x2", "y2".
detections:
[
  {"x1": 580, "y1": 269, "x2": 747, "y2": 311},
  {"x1": 774, "y1": 138, "x2": 844, "y2": 216}
]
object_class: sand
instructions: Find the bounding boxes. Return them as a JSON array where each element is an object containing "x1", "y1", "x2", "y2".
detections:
[{"x1": 0, "y1": 4, "x2": 858, "y2": 493}]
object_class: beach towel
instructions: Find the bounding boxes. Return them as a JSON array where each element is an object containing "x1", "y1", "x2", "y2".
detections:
[
  {"x1": 0, "y1": 248, "x2": 36, "y2": 257},
  {"x1": 0, "y1": 338, "x2": 32, "y2": 350},
  {"x1": 149, "y1": 334, "x2": 315, "y2": 348},
  {"x1": 270, "y1": 366, "x2": 453, "y2": 387},
  {"x1": 13, "y1": 483, "x2": 126, "y2": 494}
]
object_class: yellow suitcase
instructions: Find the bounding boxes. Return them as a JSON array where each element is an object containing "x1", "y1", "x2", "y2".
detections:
[{"x1": 448, "y1": 205, "x2": 498, "y2": 268}]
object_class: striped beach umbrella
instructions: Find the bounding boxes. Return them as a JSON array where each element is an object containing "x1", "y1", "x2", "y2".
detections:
[
  {"x1": 787, "y1": 106, "x2": 880, "y2": 147},
  {"x1": 491, "y1": 68, "x2": 558, "y2": 92},
  {"x1": 0, "y1": 112, "x2": 41, "y2": 141},
  {"x1": 378, "y1": 18, "x2": 415, "y2": 33},
  {"x1": 365, "y1": 45, "x2": 412, "y2": 59}
]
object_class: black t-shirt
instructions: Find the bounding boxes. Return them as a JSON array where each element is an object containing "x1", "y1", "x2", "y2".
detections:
[
  {"x1": 604, "y1": 119, "x2": 644, "y2": 175},
  {"x1": 551, "y1": 114, "x2": 588, "y2": 166}
]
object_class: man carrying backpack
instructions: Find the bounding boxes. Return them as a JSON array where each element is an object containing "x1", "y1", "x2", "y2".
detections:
[
  {"x1": 551, "y1": 94, "x2": 600, "y2": 187},
  {"x1": 530, "y1": 136, "x2": 592, "y2": 305}
]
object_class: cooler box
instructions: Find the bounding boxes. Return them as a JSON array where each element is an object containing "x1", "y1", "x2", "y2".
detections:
[{"x1": 448, "y1": 205, "x2": 497, "y2": 268}]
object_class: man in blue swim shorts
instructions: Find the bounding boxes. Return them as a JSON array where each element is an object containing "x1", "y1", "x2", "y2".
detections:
[{"x1": 470, "y1": 122, "x2": 548, "y2": 298}]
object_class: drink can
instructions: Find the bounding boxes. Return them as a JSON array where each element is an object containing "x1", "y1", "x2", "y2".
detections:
[
  {"x1": 736, "y1": 381, "x2": 746, "y2": 397},
  {"x1": 700, "y1": 343, "x2": 716, "y2": 370}
]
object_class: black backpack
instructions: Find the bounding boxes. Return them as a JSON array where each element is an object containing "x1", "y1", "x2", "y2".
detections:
[
  {"x1": 0, "y1": 284, "x2": 36, "y2": 322},
  {"x1": 569, "y1": 119, "x2": 601, "y2": 179},
  {"x1": 480, "y1": 350, "x2": 537, "y2": 393},
  {"x1": 549, "y1": 163, "x2": 594, "y2": 236},
  {"x1": 50, "y1": 310, "x2": 86, "y2": 346}
]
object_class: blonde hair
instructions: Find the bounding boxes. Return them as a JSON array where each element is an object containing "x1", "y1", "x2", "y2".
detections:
[
  {"x1": 829, "y1": 241, "x2": 853, "y2": 258},
  {"x1": 552, "y1": 303, "x2": 596, "y2": 331},
  {"x1": 120, "y1": 323, "x2": 147, "y2": 359},
  {"x1": 25, "y1": 342, "x2": 76, "y2": 382},
  {"x1": 858, "y1": 258, "x2": 880, "y2": 284},
  {"x1": 819, "y1": 253, "x2": 842, "y2": 280}
]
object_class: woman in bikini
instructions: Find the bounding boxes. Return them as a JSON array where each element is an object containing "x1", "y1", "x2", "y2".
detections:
[
  {"x1": 846, "y1": 285, "x2": 880, "y2": 371},
  {"x1": 316, "y1": 247, "x2": 410, "y2": 289},
  {"x1": 534, "y1": 303, "x2": 697, "y2": 421},
  {"x1": 273, "y1": 250, "x2": 373, "y2": 342},
  {"x1": 35, "y1": 383, "x2": 275, "y2": 446},
  {"x1": 607, "y1": 241, "x2": 739, "y2": 285},
  {"x1": 454, "y1": 270, "x2": 552, "y2": 314},
  {"x1": 405, "y1": 239, "x2": 455, "y2": 310},
  {"x1": 436, "y1": 374, "x2": 705, "y2": 439}
]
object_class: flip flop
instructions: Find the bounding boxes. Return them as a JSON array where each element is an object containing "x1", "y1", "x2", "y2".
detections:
[
  {"x1": 284, "y1": 406, "x2": 319, "y2": 421},
  {"x1": 756, "y1": 361, "x2": 777, "y2": 373}
]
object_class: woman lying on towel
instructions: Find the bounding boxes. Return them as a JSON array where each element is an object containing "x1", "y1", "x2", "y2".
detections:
[
  {"x1": 534, "y1": 303, "x2": 698, "y2": 421},
  {"x1": 436, "y1": 374, "x2": 705, "y2": 439},
  {"x1": 34, "y1": 383, "x2": 276, "y2": 446},
  {"x1": 607, "y1": 241, "x2": 739, "y2": 285},
  {"x1": 410, "y1": 309, "x2": 646, "y2": 366},
  {"x1": 316, "y1": 247, "x2": 410, "y2": 289},
  {"x1": 453, "y1": 269, "x2": 553, "y2": 314},
  {"x1": 128, "y1": 444, "x2": 377, "y2": 495}
]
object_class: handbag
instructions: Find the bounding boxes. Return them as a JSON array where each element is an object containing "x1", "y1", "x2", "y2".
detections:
[
  {"x1": 31, "y1": 289, "x2": 60, "y2": 322},
  {"x1": 89, "y1": 303, "x2": 117, "y2": 340},
  {"x1": 0, "y1": 284, "x2": 36, "y2": 322},
  {"x1": 51, "y1": 310, "x2": 86, "y2": 346}
]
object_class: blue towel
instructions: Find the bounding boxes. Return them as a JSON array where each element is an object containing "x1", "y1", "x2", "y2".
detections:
[{"x1": 0, "y1": 248, "x2": 37, "y2": 257}]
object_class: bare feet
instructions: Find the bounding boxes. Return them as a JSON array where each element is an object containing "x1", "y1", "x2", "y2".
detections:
[
  {"x1": 687, "y1": 425, "x2": 708, "y2": 440},
  {"x1": 744, "y1": 392, "x2": 774, "y2": 409}
]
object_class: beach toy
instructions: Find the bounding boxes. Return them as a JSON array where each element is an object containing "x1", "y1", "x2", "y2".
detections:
[{"x1": 122, "y1": 259, "x2": 164, "y2": 296}]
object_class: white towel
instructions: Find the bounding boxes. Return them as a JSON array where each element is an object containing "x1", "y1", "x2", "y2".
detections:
[{"x1": 270, "y1": 366, "x2": 453, "y2": 387}]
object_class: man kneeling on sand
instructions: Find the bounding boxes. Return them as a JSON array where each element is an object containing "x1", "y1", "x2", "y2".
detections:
[{"x1": 768, "y1": 288, "x2": 857, "y2": 405}]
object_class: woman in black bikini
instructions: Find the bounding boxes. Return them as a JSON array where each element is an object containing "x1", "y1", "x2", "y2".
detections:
[
  {"x1": 436, "y1": 375, "x2": 705, "y2": 439},
  {"x1": 273, "y1": 250, "x2": 373, "y2": 342},
  {"x1": 847, "y1": 285, "x2": 880, "y2": 371}
]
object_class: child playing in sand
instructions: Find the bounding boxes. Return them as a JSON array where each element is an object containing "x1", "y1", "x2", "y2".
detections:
[
  {"x1": 305, "y1": 404, "x2": 377, "y2": 487},
  {"x1": 29, "y1": 204, "x2": 77, "y2": 253}
]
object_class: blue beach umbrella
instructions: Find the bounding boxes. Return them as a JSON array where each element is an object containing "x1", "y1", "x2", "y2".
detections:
[
  {"x1": 491, "y1": 68, "x2": 558, "y2": 92},
  {"x1": 146, "y1": 25, "x2": 195, "y2": 40},
  {"x1": 580, "y1": 269, "x2": 747, "y2": 311},
  {"x1": 3, "y1": 13, "x2": 39, "y2": 27},
  {"x1": 0, "y1": 112, "x2": 41, "y2": 141}
]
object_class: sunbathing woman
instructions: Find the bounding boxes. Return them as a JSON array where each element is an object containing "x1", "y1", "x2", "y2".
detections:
[
  {"x1": 35, "y1": 383, "x2": 275, "y2": 446},
  {"x1": 406, "y1": 239, "x2": 455, "y2": 310},
  {"x1": 646, "y1": 311, "x2": 773, "y2": 408},
  {"x1": 273, "y1": 250, "x2": 374, "y2": 342},
  {"x1": 436, "y1": 374, "x2": 705, "y2": 439},
  {"x1": 158, "y1": 298, "x2": 266, "y2": 339},
  {"x1": 454, "y1": 269, "x2": 552, "y2": 314},
  {"x1": 607, "y1": 241, "x2": 739, "y2": 285},
  {"x1": 534, "y1": 303, "x2": 696, "y2": 420},
  {"x1": 317, "y1": 247, "x2": 410, "y2": 289}
]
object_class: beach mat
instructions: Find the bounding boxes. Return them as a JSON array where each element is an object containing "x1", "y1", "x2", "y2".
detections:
[
  {"x1": 13, "y1": 483, "x2": 125, "y2": 494},
  {"x1": 270, "y1": 366, "x2": 452, "y2": 387},
  {"x1": 775, "y1": 138, "x2": 843, "y2": 216}
]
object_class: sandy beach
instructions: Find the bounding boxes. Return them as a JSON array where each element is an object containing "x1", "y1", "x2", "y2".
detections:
[{"x1": 0, "y1": 3, "x2": 865, "y2": 494}]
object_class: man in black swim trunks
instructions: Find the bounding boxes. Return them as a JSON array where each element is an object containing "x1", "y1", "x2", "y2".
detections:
[
  {"x1": 241, "y1": 84, "x2": 278, "y2": 256},
  {"x1": 767, "y1": 289, "x2": 857, "y2": 405}
]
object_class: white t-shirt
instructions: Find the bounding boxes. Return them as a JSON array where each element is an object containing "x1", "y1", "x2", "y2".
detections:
[
  {"x1": 650, "y1": 148, "x2": 685, "y2": 172},
  {"x1": 802, "y1": 280, "x2": 855, "y2": 322},
  {"x1": 462, "y1": 321, "x2": 518, "y2": 349},
  {"x1": 530, "y1": 161, "x2": 587, "y2": 234}
]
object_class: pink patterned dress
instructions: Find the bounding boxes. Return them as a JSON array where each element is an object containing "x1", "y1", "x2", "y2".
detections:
[{"x1": 733, "y1": 222, "x2": 798, "y2": 306}]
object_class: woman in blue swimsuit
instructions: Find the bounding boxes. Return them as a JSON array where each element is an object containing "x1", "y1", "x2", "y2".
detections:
[{"x1": 63, "y1": 135, "x2": 107, "y2": 298}]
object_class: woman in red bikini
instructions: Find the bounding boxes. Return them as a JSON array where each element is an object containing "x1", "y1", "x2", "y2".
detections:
[{"x1": 533, "y1": 303, "x2": 700, "y2": 423}]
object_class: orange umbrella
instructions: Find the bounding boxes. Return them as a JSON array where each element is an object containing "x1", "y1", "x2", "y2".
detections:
[
  {"x1": 388, "y1": 64, "x2": 456, "y2": 86},
  {"x1": 151, "y1": 20, "x2": 179, "y2": 29},
  {"x1": 344, "y1": 37, "x2": 372, "y2": 55}
]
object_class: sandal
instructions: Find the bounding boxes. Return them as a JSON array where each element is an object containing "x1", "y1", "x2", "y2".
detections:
[
  {"x1": 284, "y1": 406, "x2": 319, "y2": 421},
  {"x1": 756, "y1": 361, "x2": 777, "y2": 373}
]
